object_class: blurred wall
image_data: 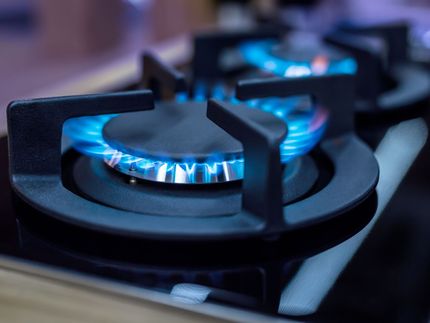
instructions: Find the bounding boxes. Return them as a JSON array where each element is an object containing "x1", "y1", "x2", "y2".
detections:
[
  {"x1": 36, "y1": 0, "x2": 124, "y2": 56},
  {"x1": 150, "y1": 0, "x2": 215, "y2": 41}
]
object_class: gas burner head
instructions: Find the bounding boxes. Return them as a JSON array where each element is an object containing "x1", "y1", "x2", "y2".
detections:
[
  {"x1": 64, "y1": 98, "x2": 328, "y2": 184},
  {"x1": 102, "y1": 101, "x2": 285, "y2": 184}
]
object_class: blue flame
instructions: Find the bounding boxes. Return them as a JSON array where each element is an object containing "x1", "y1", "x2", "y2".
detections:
[
  {"x1": 239, "y1": 40, "x2": 357, "y2": 77},
  {"x1": 64, "y1": 114, "x2": 244, "y2": 184},
  {"x1": 64, "y1": 82, "x2": 328, "y2": 184}
]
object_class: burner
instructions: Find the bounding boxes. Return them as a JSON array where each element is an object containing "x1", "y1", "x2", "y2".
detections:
[
  {"x1": 239, "y1": 38, "x2": 357, "y2": 77},
  {"x1": 64, "y1": 79, "x2": 328, "y2": 184},
  {"x1": 64, "y1": 52, "x2": 328, "y2": 184},
  {"x1": 192, "y1": 29, "x2": 356, "y2": 81},
  {"x1": 192, "y1": 25, "x2": 429, "y2": 115},
  {"x1": 7, "y1": 71, "x2": 379, "y2": 240},
  {"x1": 64, "y1": 101, "x2": 327, "y2": 184}
]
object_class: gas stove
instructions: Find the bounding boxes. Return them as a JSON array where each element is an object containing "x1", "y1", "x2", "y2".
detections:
[{"x1": 1, "y1": 26, "x2": 430, "y2": 322}]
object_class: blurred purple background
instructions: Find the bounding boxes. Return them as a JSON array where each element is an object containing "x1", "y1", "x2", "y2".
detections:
[{"x1": 1, "y1": 0, "x2": 430, "y2": 134}]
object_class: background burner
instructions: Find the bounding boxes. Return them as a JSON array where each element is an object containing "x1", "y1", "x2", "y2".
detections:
[{"x1": 239, "y1": 37, "x2": 357, "y2": 77}]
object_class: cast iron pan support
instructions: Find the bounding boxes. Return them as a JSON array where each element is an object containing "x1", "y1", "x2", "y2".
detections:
[
  {"x1": 337, "y1": 21, "x2": 408, "y2": 64},
  {"x1": 327, "y1": 22, "x2": 429, "y2": 113},
  {"x1": 236, "y1": 74, "x2": 379, "y2": 227},
  {"x1": 236, "y1": 74, "x2": 355, "y2": 138},
  {"x1": 8, "y1": 90, "x2": 154, "y2": 194},
  {"x1": 324, "y1": 31, "x2": 385, "y2": 106},
  {"x1": 140, "y1": 52, "x2": 187, "y2": 99},
  {"x1": 207, "y1": 100, "x2": 285, "y2": 231}
]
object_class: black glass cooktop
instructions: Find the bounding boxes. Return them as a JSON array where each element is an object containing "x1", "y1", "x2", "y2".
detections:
[{"x1": 1, "y1": 110, "x2": 430, "y2": 322}]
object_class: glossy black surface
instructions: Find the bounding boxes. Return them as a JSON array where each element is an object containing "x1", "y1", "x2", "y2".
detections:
[{"x1": 1, "y1": 106, "x2": 430, "y2": 321}]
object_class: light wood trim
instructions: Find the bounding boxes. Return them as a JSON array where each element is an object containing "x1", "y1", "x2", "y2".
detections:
[
  {"x1": 0, "y1": 256, "x2": 289, "y2": 322},
  {"x1": 0, "y1": 256, "x2": 228, "y2": 323}
]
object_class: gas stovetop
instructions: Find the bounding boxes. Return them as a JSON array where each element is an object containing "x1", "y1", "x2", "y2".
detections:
[{"x1": 1, "y1": 22, "x2": 430, "y2": 322}]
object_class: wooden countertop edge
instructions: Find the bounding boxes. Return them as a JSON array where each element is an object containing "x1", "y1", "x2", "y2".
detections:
[
  {"x1": 0, "y1": 255, "x2": 289, "y2": 322},
  {"x1": 0, "y1": 255, "x2": 228, "y2": 322}
]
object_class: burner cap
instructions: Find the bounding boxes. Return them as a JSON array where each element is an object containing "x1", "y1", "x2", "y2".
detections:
[{"x1": 102, "y1": 101, "x2": 287, "y2": 184}]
